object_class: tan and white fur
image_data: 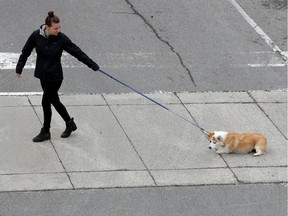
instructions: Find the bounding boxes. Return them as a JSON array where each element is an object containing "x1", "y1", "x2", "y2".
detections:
[{"x1": 206, "y1": 131, "x2": 267, "y2": 156}]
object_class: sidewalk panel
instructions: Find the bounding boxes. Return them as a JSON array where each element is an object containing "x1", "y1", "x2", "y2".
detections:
[
  {"x1": 250, "y1": 91, "x2": 287, "y2": 103},
  {"x1": 258, "y1": 103, "x2": 287, "y2": 137},
  {"x1": 103, "y1": 92, "x2": 180, "y2": 105},
  {"x1": 33, "y1": 106, "x2": 146, "y2": 172},
  {"x1": 151, "y1": 168, "x2": 237, "y2": 186},
  {"x1": 28, "y1": 95, "x2": 107, "y2": 106},
  {"x1": 177, "y1": 92, "x2": 253, "y2": 103},
  {"x1": 0, "y1": 96, "x2": 30, "y2": 107},
  {"x1": 70, "y1": 171, "x2": 155, "y2": 189},
  {"x1": 232, "y1": 167, "x2": 287, "y2": 183},
  {"x1": 185, "y1": 103, "x2": 287, "y2": 167},
  {"x1": 110, "y1": 104, "x2": 227, "y2": 169},
  {"x1": 0, "y1": 107, "x2": 65, "y2": 174},
  {"x1": 0, "y1": 173, "x2": 72, "y2": 192}
]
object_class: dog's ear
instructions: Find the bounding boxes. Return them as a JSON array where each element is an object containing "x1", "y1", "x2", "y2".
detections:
[
  {"x1": 203, "y1": 131, "x2": 210, "y2": 138},
  {"x1": 216, "y1": 135, "x2": 223, "y2": 141}
]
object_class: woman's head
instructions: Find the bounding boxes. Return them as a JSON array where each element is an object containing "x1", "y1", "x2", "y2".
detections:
[{"x1": 45, "y1": 11, "x2": 61, "y2": 36}]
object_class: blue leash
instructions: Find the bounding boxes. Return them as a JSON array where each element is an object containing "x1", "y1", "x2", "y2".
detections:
[{"x1": 98, "y1": 69, "x2": 206, "y2": 132}]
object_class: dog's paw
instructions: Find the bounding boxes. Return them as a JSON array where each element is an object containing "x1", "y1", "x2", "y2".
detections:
[
  {"x1": 253, "y1": 152, "x2": 264, "y2": 156},
  {"x1": 216, "y1": 149, "x2": 230, "y2": 154},
  {"x1": 216, "y1": 150, "x2": 224, "y2": 154}
]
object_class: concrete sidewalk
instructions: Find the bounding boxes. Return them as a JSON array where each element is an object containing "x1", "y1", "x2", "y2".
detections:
[{"x1": 0, "y1": 90, "x2": 287, "y2": 192}]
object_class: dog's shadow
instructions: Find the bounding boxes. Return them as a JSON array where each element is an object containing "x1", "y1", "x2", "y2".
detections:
[{"x1": 249, "y1": 149, "x2": 257, "y2": 154}]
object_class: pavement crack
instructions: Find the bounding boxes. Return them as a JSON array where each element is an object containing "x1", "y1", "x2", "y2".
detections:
[{"x1": 124, "y1": 0, "x2": 196, "y2": 87}]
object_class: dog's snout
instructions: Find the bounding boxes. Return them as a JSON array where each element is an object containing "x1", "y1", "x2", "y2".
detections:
[{"x1": 209, "y1": 147, "x2": 211, "y2": 149}]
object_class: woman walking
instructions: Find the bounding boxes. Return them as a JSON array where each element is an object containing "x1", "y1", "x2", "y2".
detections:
[{"x1": 16, "y1": 11, "x2": 99, "y2": 142}]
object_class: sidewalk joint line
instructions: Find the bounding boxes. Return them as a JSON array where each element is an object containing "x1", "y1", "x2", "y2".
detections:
[
  {"x1": 247, "y1": 92, "x2": 287, "y2": 140},
  {"x1": 220, "y1": 154, "x2": 243, "y2": 184},
  {"x1": 27, "y1": 95, "x2": 42, "y2": 124},
  {"x1": 1, "y1": 182, "x2": 286, "y2": 193},
  {"x1": 1, "y1": 165, "x2": 285, "y2": 176},
  {"x1": 101, "y1": 93, "x2": 158, "y2": 186},
  {"x1": 48, "y1": 139, "x2": 76, "y2": 190},
  {"x1": 26, "y1": 95, "x2": 75, "y2": 189},
  {"x1": 174, "y1": 92, "x2": 205, "y2": 132}
]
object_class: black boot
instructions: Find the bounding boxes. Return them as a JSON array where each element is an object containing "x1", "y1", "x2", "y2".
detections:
[
  {"x1": 61, "y1": 118, "x2": 77, "y2": 138},
  {"x1": 33, "y1": 128, "x2": 51, "y2": 142}
]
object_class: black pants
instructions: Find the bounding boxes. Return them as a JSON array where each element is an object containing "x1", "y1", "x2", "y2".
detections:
[{"x1": 40, "y1": 80, "x2": 71, "y2": 130}]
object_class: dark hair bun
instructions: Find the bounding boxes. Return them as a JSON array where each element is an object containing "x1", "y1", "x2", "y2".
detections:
[
  {"x1": 48, "y1": 11, "x2": 54, "y2": 17},
  {"x1": 45, "y1": 11, "x2": 60, "y2": 26}
]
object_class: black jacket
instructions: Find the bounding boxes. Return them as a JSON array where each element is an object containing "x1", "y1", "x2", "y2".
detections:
[{"x1": 16, "y1": 25, "x2": 99, "y2": 81}]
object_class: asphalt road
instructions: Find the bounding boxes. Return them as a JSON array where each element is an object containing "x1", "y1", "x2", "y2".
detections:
[
  {"x1": 0, "y1": 184, "x2": 287, "y2": 216},
  {"x1": 0, "y1": 0, "x2": 287, "y2": 93},
  {"x1": 0, "y1": 0, "x2": 287, "y2": 215}
]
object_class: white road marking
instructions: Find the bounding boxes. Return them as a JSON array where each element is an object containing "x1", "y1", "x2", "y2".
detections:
[
  {"x1": 245, "y1": 51, "x2": 287, "y2": 67},
  {"x1": 0, "y1": 52, "x2": 76, "y2": 70},
  {"x1": 0, "y1": 50, "x2": 286, "y2": 71},
  {"x1": 0, "y1": 89, "x2": 287, "y2": 97},
  {"x1": 248, "y1": 63, "x2": 286, "y2": 67},
  {"x1": 0, "y1": 92, "x2": 43, "y2": 96},
  {"x1": 0, "y1": 52, "x2": 171, "y2": 70},
  {"x1": 229, "y1": 0, "x2": 287, "y2": 61}
]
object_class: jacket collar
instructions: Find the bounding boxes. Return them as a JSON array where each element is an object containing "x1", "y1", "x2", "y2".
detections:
[{"x1": 39, "y1": 24, "x2": 48, "y2": 38}]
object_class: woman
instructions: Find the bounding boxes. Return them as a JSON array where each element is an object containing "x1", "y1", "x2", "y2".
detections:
[{"x1": 16, "y1": 11, "x2": 99, "y2": 142}]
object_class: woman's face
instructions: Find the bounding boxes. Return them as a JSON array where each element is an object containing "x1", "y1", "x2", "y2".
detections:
[{"x1": 46, "y1": 22, "x2": 61, "y2": 36}]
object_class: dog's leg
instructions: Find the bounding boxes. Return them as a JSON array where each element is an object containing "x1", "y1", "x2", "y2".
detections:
[{"x1": 253, "y1": 146, "x2": 264, "y2": 156}]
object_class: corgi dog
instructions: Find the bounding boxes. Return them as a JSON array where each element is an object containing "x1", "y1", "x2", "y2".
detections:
[{"x1": 205, "y1": 131, "x2": 267, "y2": 156}]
